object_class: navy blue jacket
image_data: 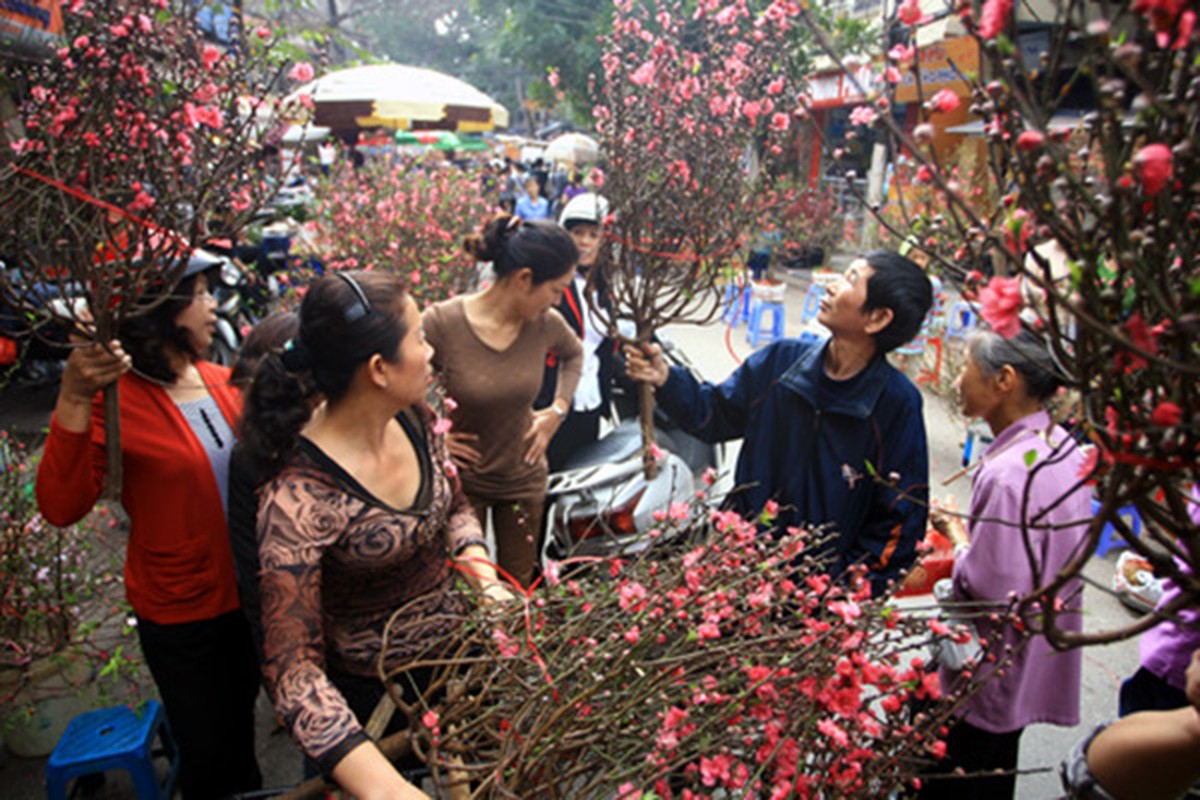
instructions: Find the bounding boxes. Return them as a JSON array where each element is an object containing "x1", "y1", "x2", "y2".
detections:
[{"x1": 657, "y1": 338, "x2": 929, "y2": 595}]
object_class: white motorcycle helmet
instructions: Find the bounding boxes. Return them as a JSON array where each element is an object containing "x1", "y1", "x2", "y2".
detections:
[{"x1": 558, "y1": 193, "x2": 610, "y2": 229}]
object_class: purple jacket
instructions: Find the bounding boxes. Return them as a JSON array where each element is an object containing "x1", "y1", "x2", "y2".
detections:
[
  {"x1": 944, "y1": 410, "x2": 1091, "y2": 733},
  {"x1": 1140, "y1": 497, "x2": 1200, "y2": 691}
]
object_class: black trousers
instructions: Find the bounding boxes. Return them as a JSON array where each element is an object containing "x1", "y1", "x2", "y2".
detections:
[
  {"x1": 137, "y1": 610, "x2": 262, "y2": 800},
  {"x1": 917, "y1": 719, "x2": 1023, "y2": 800},
  {"x1": 1119, "y1": 666, "x2": 1189, "y2": 716},
  {"x1": 546, "y1": 407, "x2": 603, "y2": 473}
]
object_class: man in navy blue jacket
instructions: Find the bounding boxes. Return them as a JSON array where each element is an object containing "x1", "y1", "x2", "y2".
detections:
[{"x1": 626, "y1": 251, "x2": 933, "y2": 596}]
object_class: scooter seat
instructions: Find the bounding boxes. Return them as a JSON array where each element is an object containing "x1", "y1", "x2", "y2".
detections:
[{"x1": 557, "y1": 419, "x2": 644, "y2": 471}]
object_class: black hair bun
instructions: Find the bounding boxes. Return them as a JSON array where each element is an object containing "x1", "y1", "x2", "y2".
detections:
[{"x1": 463, "y1": 214, "x2": 521, "y2": 262}]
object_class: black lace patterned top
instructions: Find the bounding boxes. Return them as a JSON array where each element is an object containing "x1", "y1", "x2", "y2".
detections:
[{"x1": 257, "y1": 403, "x2": 486, "y2": 772}]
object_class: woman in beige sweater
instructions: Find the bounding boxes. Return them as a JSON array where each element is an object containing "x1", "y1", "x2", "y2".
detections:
[{"x1": 423, "y1": 215, "x2": 582, "y2": 588}]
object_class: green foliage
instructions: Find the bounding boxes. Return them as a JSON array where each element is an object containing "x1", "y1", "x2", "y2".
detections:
[{"x1": 470, "y1": 0, "x2": 610, "y2": 123}]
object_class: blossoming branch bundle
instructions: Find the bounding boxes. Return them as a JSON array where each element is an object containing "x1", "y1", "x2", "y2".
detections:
[
  {"x1": 0, "y1": 433, "x2": 135, "y2": 714},
  {"x1": 591, "y1": 0, "x2": 800, "y2": 475},
  {"x1": 0, "y1": 0, "x2": 300, "y2": 495},
  {"x1": 794, "y1": 0, "x2": 1199, "y2": 646},
  {"x1": 380, "y1": 508, "x2": 955, "y2": 799},
  {"x1": 310, "y1": 161, "x2": 491, "y2": 307}
]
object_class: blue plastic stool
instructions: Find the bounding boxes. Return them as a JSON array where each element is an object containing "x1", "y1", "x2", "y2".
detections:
[
  {"x1": 945, "y1": 301, "x2": 979, "y2": 340},
  {"x1": 1091, "y1": 498, "x2": 1144, "y2": 557},
  {"x1": 747, "y1": 299, "x2": 786, "y2": 347},
  {"x1": 799, "y1": 282, "x2": 826, "y2": 325},
  {"x1": 722, "y1": 282, "x2": 752, "y2": 327},
  {"x1": 46, "y1": 701, "x2": 178, "y2": 800},
  {"x1": 961, "y1": 422, "x2": 995, "y2": 467}
]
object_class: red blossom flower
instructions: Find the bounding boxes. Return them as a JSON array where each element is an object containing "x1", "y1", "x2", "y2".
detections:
[
  {"x1": 288, "y1": 61, "x2": 315, "y2": 84},
  {"x1": 929, "y1": 89, "x2": 960, "y2": 112},
  {"x1": 897, "y1": 0, "x2": 923, "y2": 25},
  {"x1": 630, "y1": 61, "x2": 657, "y2": 86},
  {"x1": 1134, "y1": 143, "x2": 1173, "y2": 196},
  {"x1": 1173, "y1": 10, "x2": 1196, "y2": 48},
  {"x1": 200, "y1": 44, "x2": 220, "y2": 71},
  {"x1": 1150, "y1": 401, "x2": 1182, "y2": 426},
  {"x1": 978, "y1": 0, "x2": 1013, "y2": 38},
  {"x1": 1016, "y1": 130, "x2": 1045, "y2": 151},
  {"x1": 978, "y1": 276, "x2": 1023, "y2": 337},
  {"x1": 849, "y1": 105, "x2": 876, "y2": 126}
]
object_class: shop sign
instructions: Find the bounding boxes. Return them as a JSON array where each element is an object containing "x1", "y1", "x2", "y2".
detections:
[
  {"x1": 0, "y1": 0, "x2": 62, "y2": 61},
  {"x1": 894, "y1": 35, "x2": 979, "y2": 104},
  {"x1": 806, "y1": 64, "x2": 877, "y2": 110}
]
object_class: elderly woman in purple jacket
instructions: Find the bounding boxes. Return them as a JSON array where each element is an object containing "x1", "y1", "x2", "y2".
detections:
[{"x1": 923, "y1": 330, "x2": 1091, "y2": 800}]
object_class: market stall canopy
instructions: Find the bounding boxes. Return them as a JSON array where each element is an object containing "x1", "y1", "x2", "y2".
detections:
[
  {"x1": 395, "y1": 129, "x2": 492, "y2": 152},
  {"x1": 282, "y1": 124, "x2": 331, "y2": 144},
  {"x1": 544, "y1": 132, "x2": 601, "y2": 165},
  {"x1": 944, "y1": 110, "x2": 1121, "y2": 136},
  {"x1": 285, "y1": 64, "x2": 509, "y2": 134}
]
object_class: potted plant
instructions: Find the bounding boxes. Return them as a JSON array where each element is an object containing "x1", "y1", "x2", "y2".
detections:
[{"x1": 0, "y1": 432, "x2": 137, "y2": 757}]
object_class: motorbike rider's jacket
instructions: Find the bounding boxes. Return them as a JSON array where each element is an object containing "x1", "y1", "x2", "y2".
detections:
[{"x1": 656, "y1": 337, "x2": 929, "y2": 596}]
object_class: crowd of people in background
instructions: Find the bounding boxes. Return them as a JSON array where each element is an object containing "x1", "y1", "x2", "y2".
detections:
[
  {"x1": 296, "y1": 129, "x2": 598, "y2": 225},
  {"x1": 28, "y1": 129, "x2": 1200, "y2": 800}
]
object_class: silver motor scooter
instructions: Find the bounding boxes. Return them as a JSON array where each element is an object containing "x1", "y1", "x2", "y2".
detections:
[{"x1": 543, "y1": 339, "x2": 721, "y2": 560}]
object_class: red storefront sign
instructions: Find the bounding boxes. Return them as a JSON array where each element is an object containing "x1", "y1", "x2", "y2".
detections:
[{"x1": 1, "y1": 0, "x2": 63, "y2": 61}]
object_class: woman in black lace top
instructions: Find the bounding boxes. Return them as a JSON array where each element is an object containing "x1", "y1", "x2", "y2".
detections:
[{"x1": 241, "y1": 271, "x2": 501, "y2": 798}]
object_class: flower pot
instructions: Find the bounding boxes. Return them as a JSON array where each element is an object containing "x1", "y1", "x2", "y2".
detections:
[
  {"x1": 1, "y1": 651, "x2": 97, "y2": 758},
  {"x1": 750, "y1": 279, "x2": 785, "y2": 304}
]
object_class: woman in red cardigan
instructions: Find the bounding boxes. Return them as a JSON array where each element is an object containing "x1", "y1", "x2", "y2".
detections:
[{"x1": 35, "y1": 254, "x2": 261, "y2": 800}]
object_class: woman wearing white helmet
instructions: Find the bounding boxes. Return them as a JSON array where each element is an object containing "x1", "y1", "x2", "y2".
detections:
[{"x1": 536, "y1": 192, "x2": 616, "y2": 471}]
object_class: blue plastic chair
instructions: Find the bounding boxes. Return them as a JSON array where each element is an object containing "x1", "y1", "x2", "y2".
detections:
[
  {"x1": 747, "y1": 299, "x2": 786, "y2": 347},
  {"x1": 45, "y1": 700, "x2": 178, "y2": 800},
  {"x1": 1091, "y1": 497, "x2": 1144, "y2": 557},
  {"x1": 799, "y1": 282, "x2": 826, "y2": 325},
  {"x1": 961, "y1": 422, "x2": 995, "y2": 467},
  {"x1": 722, "y1": 281, "x2": 752, "y2": 327},
  {"x1": 945, "y1": 301, "x2": 979, "y2": 340}
]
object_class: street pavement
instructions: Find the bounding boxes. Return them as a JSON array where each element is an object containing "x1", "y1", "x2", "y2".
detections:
[{"x1": 0, "y1": 258, "x2": 1142, "y2": 798}]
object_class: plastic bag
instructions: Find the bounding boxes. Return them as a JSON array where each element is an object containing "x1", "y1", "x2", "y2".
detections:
[{"x1": 927, "y1": 578, "x2": 983, "y2": 671}]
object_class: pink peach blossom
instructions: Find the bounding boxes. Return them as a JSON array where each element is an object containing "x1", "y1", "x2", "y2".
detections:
[
  {"x1": 979, "y1": 276, "x2": 1022, "y2": 337},
  {"x1": 288, "y1": 61, "x2": 315, "y2": 83},
  {"x1": 978, "y1": 0, "x2": 1013, "y2": 38},
  {"x1": 1134, "y1": 143, "x2": 1173, "y2": 196}
]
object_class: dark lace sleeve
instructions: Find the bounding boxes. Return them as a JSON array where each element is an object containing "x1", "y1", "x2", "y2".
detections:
[{"x1": 257, "y1": 471, "x2": 369, "y2": 774}]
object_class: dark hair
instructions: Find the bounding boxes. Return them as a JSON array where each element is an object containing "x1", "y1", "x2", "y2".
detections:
[
  {"x1": 230, "y1": 311, "x2": 299, "y2": 390},
  {"x1": 966, "y1": 329, "x2": 1066, "y2": 402},
  {"x1": 860, "y1": 250, "x2": 934, "y2": 353},
  {"x1": 119, "y1": 270, "x2": 214, "y2": 383},
  {"x1": 462, "y1": 215, "x2": 578, "y2": 285},
  {"x1": 240, "y1": 271, "x2": 409, "y2": 477}
]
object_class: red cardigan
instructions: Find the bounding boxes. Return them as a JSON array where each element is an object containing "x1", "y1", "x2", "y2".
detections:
[{"x1": 36, "y1": 361, "x2": 243, "y2": 625}]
